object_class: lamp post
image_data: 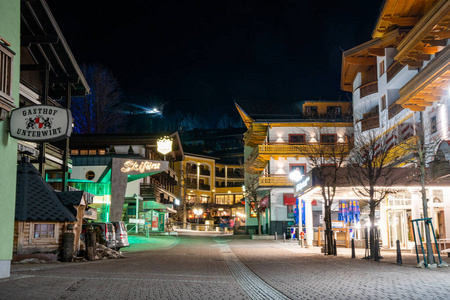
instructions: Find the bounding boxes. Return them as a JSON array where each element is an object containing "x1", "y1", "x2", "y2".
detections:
[{"x1": 289, "y1": 169, "x2": 303, "y2": 244}]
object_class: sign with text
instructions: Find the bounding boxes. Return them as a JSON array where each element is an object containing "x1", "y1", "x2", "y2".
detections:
[
  {"x1": 10, "y1": 105, "x2": 72, "y2": 142},
  {"x1": 120, "y1": 160, "x2": 162, "y2": 173},
  {"x1": 129, "y1": 218, "x2": 145, "y2": 224}
]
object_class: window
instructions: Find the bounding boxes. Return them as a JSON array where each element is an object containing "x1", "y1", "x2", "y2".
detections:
[
  {"x1": 287, "y1": 205, "x2": 295, "y2": 218},
  {"x1": 88, "y1": 149, "x2": 97, "y2": 155},
  {"x1": 288, "y1": 134, "x2": 305, "y2": 144},
  {"x1": 0, "y1": 42, "x2": 15, "y2": 113},
  {"x1": 431, "y1": 116, "x2": 437, "y2": 134},
  {"x1": 289, "y1": 164, "x2": 306, "y2": 176},
  {"x1": 85, "y1": 171, "x2": 95, "y2": 180},
  {"x1": 381, "y1": 95, "x2": 386, "y2": 111},
  {"x1": 379, "y1": 60, "x2": 385, "y2": 77},
  {"x1": 98, "y1": 149, "x2": 106, "y2": 155},
  {"x1": 304, "y1": 106, "x2": 318, "y2": 117},
  {"x1": 34, "y1": 224, "x2": 55, "y2": 238},
  {"x1": 80, "y1": 150, "x2": 88, "y2": 155},
  {"x1": 215, "y1": 194, "x2": 234, "y2": 205},
  {"x1": 320, "y1": 134, "x2": 336, "y2": 144},
  {"x1": 70, "y1": 149, "x2": 79, "y2": 155},
  {"x1": 327, "y1": 106, "x2": 341, "y2": 117}
]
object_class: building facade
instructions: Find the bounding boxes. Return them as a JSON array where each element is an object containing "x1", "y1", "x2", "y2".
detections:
[
  {"x1": 341, "y1": 0, "x2": 450, "y2": 250},
  {"x1": 236, "y1": 100, "x2": 354, "y2": 238}
]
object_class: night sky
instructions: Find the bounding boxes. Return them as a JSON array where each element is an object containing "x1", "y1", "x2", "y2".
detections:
[{"x1": 48, "y1": 0, "x2": 383, "y2": 127}]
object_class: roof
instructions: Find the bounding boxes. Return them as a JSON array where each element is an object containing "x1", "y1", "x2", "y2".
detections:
[
  {"x1": 235, "y1": 100, "x2": 304, "y2": 122},
  {"x1": 55, "y1": 191, "x2": 84, "y2": 217},
  {"x1": 16, "y1": 158, "x2": 76, "y2": 222}
]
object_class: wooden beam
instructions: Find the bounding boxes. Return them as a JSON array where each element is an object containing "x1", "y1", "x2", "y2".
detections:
[
  {"x1": 414, "y1": 94, "x2": 441, "y2": 101},
  {"x1": 433, "y1": 30, "x2": 450, "y2": 39},
  {"x1": 422, "y1": 38, "x2": 447, "y2": 47},
  {"x1": 406, "y1": 53, "x2": 431, "y2": 61},
  {"x1": 345, "y1": 56, "x2": 377, "y2": 65},
  {"x1": 382, "y1": 16, "x2": 420, "y2": 27},
  {"x1": 402, "y1": 104, "x2": 426, "y2": 111},
  {"x1": 408, "y1": 99, "x2": 433, "y2": 106},
  {"x1": 368, "y1": 48, "x2": 385, "y2": 56},
  {"x1": 422, "y1": 88, "x2": 447, "y2": 96},
  {"x1": 414, "y1": 45, "x2": 440, "y2": 54},
  {"x1": 402, "y1": 60, "x2": 423, "y2": 68}
]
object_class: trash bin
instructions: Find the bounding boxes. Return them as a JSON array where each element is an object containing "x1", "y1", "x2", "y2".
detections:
[{"x1": 287, "y1": 226, "x2": 298, "y2": 239}]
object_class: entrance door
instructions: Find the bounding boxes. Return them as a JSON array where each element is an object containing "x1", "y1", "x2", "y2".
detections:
[{"x1": 388, "y1": 210, "x2": 407, "y2": 248}]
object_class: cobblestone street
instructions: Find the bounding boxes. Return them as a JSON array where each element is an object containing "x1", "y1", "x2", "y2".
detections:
[{"x1": 1, "y1": 234, "x2": 450, "y2": 300}]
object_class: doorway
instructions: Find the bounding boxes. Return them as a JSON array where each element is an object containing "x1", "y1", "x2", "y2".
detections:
[{"x1": 388, "y1": 210, "x2": 407, "y2": 248}]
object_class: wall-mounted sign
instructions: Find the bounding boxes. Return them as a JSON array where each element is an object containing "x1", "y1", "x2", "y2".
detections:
[
  {"x1": 295, "y1": 176, "x2": 311, "y2": 192},
  {"x1": 9, "y1": 105, "x2": 72, "y2": 142},
  {"x1": 157, "y1": 136, "x2": 173, "y2": 155},
  {"x1": 120, "y1": 160, "x2": 161, "y2": 173}
]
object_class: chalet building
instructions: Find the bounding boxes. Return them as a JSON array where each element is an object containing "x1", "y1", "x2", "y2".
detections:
[
  {"x1": 68, "y1": 133, "x2": 181, "y2": 228},
  {"x1": 341, "y1": 0, "x2": 450, "y2": 250},
  {"x1": 1, "y1": 0, "x2": 89, "y2": 278},
  {"x1": 236, "y1": 100, "x2": 354, "y2": 241}
]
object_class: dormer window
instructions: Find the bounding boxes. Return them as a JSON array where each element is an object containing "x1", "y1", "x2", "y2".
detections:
[{"x1": 305, "y1": 106, "x2": 318, "y2": 118}]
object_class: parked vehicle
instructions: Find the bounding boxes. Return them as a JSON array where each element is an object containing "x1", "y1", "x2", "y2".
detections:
[
  {"x1": 112, "y1": 221, "x2": 130, "y2": 250},
  {"x1": 81, "y1": 222, "x2": 117, "y2": 249}
]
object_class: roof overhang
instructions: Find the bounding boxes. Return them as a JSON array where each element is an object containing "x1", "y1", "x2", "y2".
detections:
[{"x1": 21, "y1": 0, "x2": 90, "y2": 98}]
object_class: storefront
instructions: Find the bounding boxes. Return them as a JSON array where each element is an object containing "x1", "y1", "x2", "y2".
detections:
[{"x1": 295, "y1": 168, "x2": 450, "y2": 250}]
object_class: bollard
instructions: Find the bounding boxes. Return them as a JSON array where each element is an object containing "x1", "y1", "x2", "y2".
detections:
[
  {"x1": 283, "y1": 233, "x2": 286, "y2": 243},
  {"x1": 351, "y1": 239, "x2": 355, "y2": 258},
  {"x1": 396, "y1": 239, "x2": 402, "y2": 265},
  {"x1": 374, "y1": 239, "x2": 380, "y2": 262},
  {"x1": 275, "y1": 232, "x2": 278, "y2": 240},
  {"x1": 85, "y1": 229, "x2": 96, "y2": 261},
  {"x1": 61, "y1": 232, "x2": 75, "y2": 262},
  {"x1": 333, "y1": 239, "x2": 337, "y2": 256}
]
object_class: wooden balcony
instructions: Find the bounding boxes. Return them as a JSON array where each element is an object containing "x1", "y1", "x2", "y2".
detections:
[
  {"x1": 388, "y1": 102, "x2": 404, "y2": 120},
  {"x1": 359, "y1": 81, "x2": 378, "y2": 98},
  {"x1": 387, "y1": 61, "x2": 405, "y2": 83},
  {"x1": 259, "y1": 175, "x2": 293, "y2": 187},
  {"x1": 361, "y1": 114, "x2": 380, "y2": 132}
]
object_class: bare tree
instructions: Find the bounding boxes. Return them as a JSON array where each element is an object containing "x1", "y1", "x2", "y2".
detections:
[
  {"x1": 299, "y1": 127, "x2": 350, "y2": 254},
  {"x1": 243, "y1": 173, "x2": 269, "y2": 235},
  {"x1": 398, "y1": 111, "x2": 441, "y2": 265},
  {"x1": 71, "y1": 64, "x2": 124, "y2": 133},
  {"x1": 347, "y1": 128, "x2": 406, "y2": 259}
]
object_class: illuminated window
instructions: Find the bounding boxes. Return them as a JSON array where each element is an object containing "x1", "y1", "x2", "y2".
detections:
[
  {"x1": 80, "y1": 150, "x2": 88, "y2": 155},
  {"x1": 85, "y1": 171, "x2": 95, "y2": 180},
  {"x1": 88, "y1": 149, "x2": 96, "y2": 155},
  {"x1": 70, "y1": 149, "x2": 79, "y2": 155},
  {"x1": 33, "y1": 224, "x2": 55, "y2": 238},
  {"x1": 98, "y1": 149, "x2": 106, "y2": 155},
  {"x1": 215, "y1": 195, "x2": 234, "y2": 205}
]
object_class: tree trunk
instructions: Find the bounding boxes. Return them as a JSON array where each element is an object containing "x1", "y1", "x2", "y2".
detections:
[
  {"x1": 420, "y1": 162, "x2": 434, "y2": 265},
  {"x1": 257, "y1": 210, "x2": 262, "y2": 235},
  {"x1": 369, "y1": 205, "x2": 376, "y2": 259},
  {"x1": 324, "y1": 204, "x2": 333, "y2": 255}
]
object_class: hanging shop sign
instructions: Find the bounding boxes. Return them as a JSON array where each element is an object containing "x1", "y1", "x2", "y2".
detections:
[
  {"x1": 9, "y1": 105, "x2": 72, "y2": 142},
  {"x1": 157, "y1": 136, "x2": 173, "y2": 155}
]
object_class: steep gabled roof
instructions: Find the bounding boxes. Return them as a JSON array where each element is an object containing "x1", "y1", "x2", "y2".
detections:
[
  {"x1": 16, "y1": 159, "x2": 76, "y2": 222},
  {"x1": 55, "y1": 191, "x2": 84, "y2": 217}
]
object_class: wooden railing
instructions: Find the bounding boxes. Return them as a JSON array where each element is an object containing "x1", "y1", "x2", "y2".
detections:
[
  {"x1": 387, "y1": 61, "x2": 405, "y2": 82},
  {"x1": 259, "y1": 175, "x2": 293, "y2": 187},
  {"x1": 361, "y1": 115, "x2": 380, "y2": 132},
  {"x1": 388, "y1": 102, "x2": 404, "y2": 120},
  {"x1": 359, "y1": 81, "x2": 378, "y2": 98}
]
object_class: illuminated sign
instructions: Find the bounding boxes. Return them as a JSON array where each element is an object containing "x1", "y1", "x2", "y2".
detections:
[
  {"x1": 295, "y1": 176, "x2": 310, "y2": 192},
  {"x1": 120, "y1": 160, "x2": 161, "y2": 173},
  {"x1": 9, "y1": 105, "x2": 72, "y2": 142},
  {"x1": 157, "y1": 136, "x2": 173, "y2": 155}
]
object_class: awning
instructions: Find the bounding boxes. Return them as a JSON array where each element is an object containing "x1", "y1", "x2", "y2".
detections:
[{"x1": 283, "y1": 193, "x2": 296, "y2": 205}]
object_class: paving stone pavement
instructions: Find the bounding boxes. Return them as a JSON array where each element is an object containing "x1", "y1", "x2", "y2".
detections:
[{"x1": 1, "y1": 235, "x2": 450, "y2": 300}]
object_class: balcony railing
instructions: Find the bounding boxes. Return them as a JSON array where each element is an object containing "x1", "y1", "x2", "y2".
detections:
[
  {"x1": 259, "y1": 175, "x2": 293, "y2": 187},
  {"x1": 215, "y1": 170, "x2": 225, "y2": 177},
  {"x1": 199, "y1": 184, "x2": 210, "y2": 191},
  {"x1": 387, "y1": 61, "x2": 405, "y2": 82},
  {"x1": 361, "y1": 114, "x2": 380, "y2": 132},
  {"x1": 388, "y1": 102, "x2": 404, "y2": 120},
  {"x1": 359, "y1": 81, "x2": 378, "y2": 98},
  {"x1": 199, "y1": 169, "x2": 210, "y2": 176}
]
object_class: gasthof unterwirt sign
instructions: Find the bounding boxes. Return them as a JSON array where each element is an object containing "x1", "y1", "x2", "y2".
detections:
[{"x1": 9, "y1": 105, "x2": 73, "y2": 142}]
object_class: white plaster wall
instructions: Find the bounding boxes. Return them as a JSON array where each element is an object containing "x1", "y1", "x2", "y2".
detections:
[
  {"x1": 269, "y1": 157, "x2": 310, "y2": 175},
  {"x1": 71, "y1": 165, "x2": 108, "y2": 181},
  {"x1": 270, "y1": 188, "x2": 292, "y2": 221},
  {"x1": 125, "y1": 179, "x2": 143, "y2": 197}
]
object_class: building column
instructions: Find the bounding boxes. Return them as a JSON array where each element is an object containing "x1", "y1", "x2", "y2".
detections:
[
  {"x1": 304, "y1": 199, "x2": 313, "y2": 248},
  {"x1": 379, "y1": 200, "x2": 388, "y2": 248},
  {"x1": 443, "y1": 189, "x2": 450, "y2": 239}
]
